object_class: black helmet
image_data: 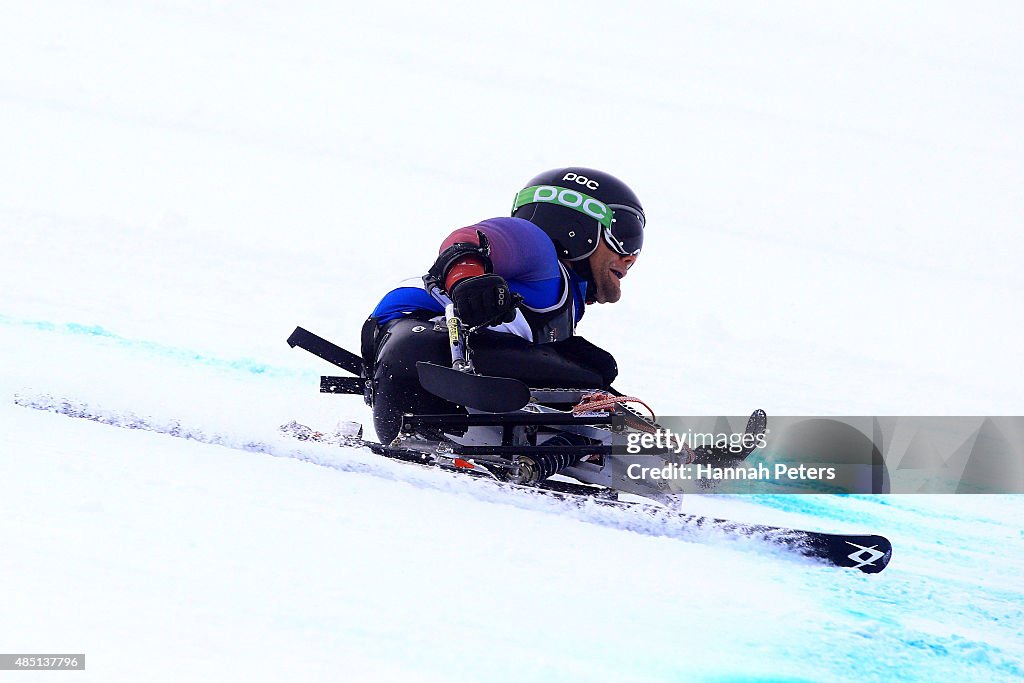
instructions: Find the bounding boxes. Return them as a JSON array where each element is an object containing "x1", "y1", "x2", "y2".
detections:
[{"x1": 511, "y1": 167, "x2": 645, "y2": 261}]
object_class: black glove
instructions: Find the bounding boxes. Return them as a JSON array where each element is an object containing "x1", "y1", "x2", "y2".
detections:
[
  {"x1": 551, "y1": 335, "x2": 618, "y2": 387},
  {"x1": 448, "y1": 274, "x2": 519, "y2": 328}
]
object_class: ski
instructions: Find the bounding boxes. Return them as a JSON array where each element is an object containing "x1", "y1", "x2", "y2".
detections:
[{"x1": 279, "y1": 421, "x2": 893, "y2": 574}]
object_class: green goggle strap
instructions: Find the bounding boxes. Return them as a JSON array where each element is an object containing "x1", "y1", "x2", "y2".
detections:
[{"x1": 512, "y1": 185, "x2": 614, "y2": 229}]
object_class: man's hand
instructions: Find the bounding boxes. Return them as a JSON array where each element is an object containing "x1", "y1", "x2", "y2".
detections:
[{"x1": 449, "y1": 274, "x2": 519, "y2": 328}]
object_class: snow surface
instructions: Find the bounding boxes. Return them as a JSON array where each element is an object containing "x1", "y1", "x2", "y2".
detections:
[{"x1": 2, "y1": 1, "x2": 1023, "y2": 681}]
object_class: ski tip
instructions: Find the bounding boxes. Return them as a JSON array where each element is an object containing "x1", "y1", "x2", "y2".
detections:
[{"x1": 825, "y1": 534, "x2": 893, "y2": 574}]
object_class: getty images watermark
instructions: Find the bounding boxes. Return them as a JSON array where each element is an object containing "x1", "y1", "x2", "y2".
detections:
[
  {"x1": 622, "y1": 425, "x2": 837, "y2": 484},
  {"x1": 624, "y1": 426, "x2": 768, "y2": 455},
  {"x1": 608, "y1": 416, "x2": 1024, "y2": 494}
]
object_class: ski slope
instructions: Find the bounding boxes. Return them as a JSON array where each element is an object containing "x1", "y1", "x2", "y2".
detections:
[{"x1": 2, "y1": 2, "x2": 1023, "y2": 681}]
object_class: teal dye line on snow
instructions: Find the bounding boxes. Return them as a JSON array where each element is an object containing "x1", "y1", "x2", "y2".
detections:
[{"x1": 0, "y1": 313, "x2": 316, "y2": 380}]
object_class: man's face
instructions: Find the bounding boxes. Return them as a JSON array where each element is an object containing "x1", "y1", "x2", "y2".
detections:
[{"x1": 586, "y1": 237, "x2": 638, "y2": 304}]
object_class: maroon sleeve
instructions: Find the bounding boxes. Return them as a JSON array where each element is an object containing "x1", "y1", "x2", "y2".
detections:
[{"x1": 439, "y1": 218, "x2": 560, "y2": 283}]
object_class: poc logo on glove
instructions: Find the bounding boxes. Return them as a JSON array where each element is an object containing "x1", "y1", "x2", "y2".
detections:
[{"x1": 563, "y1": 172, "x2": 599, "y2": 190}]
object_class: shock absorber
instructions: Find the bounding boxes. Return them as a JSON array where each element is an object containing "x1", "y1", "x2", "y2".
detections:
[{"x1": 510, "y1": 434, "x2": 586, "y2": 485}]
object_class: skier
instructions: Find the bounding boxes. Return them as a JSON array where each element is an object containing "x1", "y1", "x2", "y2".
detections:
[{"x1": 361, "y1": 167, "x2": 645, "y2": 445}]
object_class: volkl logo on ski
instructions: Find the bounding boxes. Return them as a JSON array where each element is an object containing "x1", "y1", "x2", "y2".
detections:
[{"x1": 844, "y1": 542, "x2": 886, "y2": 569}]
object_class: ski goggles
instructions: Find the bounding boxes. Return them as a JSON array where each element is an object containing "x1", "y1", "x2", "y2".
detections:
[
  {"x1": 513, "y1": 185, "x2": 645, "y2": 256},
  {"x1": 602, "y1": 203, "x2": 645, "y2": 257}
]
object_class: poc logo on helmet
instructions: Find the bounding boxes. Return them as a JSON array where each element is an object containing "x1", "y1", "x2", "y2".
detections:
[
  {"x1": 563, "y1": 172, "x2": 599, "y2": 190},
  {"x1": 532, "y1": 186, "x2": 609, "y2": 222}
]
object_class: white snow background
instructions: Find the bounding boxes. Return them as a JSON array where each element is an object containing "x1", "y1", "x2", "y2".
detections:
[{"x1": 1, "y1": 1, "x2": 1022, "y2": 681}]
